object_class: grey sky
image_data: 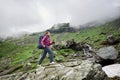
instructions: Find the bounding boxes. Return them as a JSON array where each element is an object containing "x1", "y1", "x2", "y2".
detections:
[{"x1": 0, "y1": 0, "x2": 120, "y2": 38}]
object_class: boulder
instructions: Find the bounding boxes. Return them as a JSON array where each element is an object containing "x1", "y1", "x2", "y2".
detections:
[
  {"x1": 96, "y1": 46, "x2": 118, "y2": 60},
  {"x1": 66, "y1": 39, "x2": 77, "y2": 49},
  {"x1": 53, "y1": 44, "x2": 63, "y2": 50},
  {"x1": 107, "y1": 35, "x2": 115, "y2": 44},
  {"x1": 107, "y1": 35, "x2": 119, "y2": 45},
  {"x1": 23, "y1": 63, "x2": 32, "y2": 71},
  {"x1": 102, "y1": 64, "x2": 120, "y2": 78},
  {"x1": 0, "y1": 60, "x2": 108, "y2": 80},
  {"x1": 66, "y1": 39, "x2": 83, "y2": 51}
]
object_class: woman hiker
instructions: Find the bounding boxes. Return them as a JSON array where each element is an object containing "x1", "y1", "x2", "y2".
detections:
[{"x1": 38, "y1": 31, "x2": 55, "y2": 65}]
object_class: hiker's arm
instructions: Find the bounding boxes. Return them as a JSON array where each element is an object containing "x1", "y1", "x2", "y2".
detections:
[
  {"x1": 41, "y1": 36, "x2": 47, "y2": 46},
  {"x1": 49, "y1": 41, "x2": 55, "y2": 45}
]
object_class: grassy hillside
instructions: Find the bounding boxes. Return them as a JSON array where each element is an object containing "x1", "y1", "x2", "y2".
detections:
[{"x1": 0, "y1": 18, "x2": 120, "y2": 74}]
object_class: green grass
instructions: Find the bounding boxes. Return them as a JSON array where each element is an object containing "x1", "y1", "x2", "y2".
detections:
[
  {"x1": 11, "y1": 50, "x2": 33, "y2": 66},
  {"x1": 57, "y1": 49, "x2": 74, "y2": 55},
  {"x1": 0, "y1": 19, "x2": 120, "y2": 73},
  {"x1": 0, "y1": 41, "x2": 17, "y2": 58}
]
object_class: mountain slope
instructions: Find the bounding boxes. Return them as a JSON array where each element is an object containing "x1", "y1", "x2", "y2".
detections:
[{"x1": 0, "y1": 18, "x2": 120, "y2": 75}]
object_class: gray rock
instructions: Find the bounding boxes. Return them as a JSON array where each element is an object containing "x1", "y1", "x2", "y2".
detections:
[
  {"x1": 0, "y1": 60, "x2": 108, "y2": 80},
  {"x1": 96, "y1": 46, "x2": 118, "y2": 60},
  {"x1": 23, "y1": 63, "x2": 32, "y2": 71},
  {"x1": 107, "y1": 35, "x2": 119, "y2": 45},
  {"x1": 63, "y1": 61, "x2": 82, "y2": 67},
  {"x1": 107, "y1": 35, "x2": 115, "y2": 44}
]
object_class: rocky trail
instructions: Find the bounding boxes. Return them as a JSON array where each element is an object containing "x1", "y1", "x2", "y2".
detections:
[{"x1": 0, "y1": 60, "x2": 108, "y2": 80}]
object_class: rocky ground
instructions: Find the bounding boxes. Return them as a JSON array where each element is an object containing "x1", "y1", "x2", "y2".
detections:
[{"x1": 0, "y1": 60, "x2": 108, "y2": 80}]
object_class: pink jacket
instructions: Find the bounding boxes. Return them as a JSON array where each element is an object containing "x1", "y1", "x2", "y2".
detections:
[{"x1": 41, "y1": 35, "x2": 53, "y2": 46}]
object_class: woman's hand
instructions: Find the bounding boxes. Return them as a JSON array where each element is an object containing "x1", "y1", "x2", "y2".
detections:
[
  {"x1": 43, "y1": 45, "x2": 45, "y2": 48},
  {"x1": 52, "y1": 41, "x2": 55, "y2": 44}
]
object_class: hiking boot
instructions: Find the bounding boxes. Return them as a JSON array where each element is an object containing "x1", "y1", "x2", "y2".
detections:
[{"x1": 49, "y1": 62, "x2": 55, "y2": 65}]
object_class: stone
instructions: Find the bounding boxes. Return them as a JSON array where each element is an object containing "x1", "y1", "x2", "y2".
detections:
[
  {"x1": 73, "y1": 53, "x2": 80, "y2": 57},
  {"x1": 23, "y1": 63, "x2": 32, "y2": 71},
  {"x1": 0, "y1": 60, "x2": 108, "y2": 80},
  {"x1": 63, "y1": 61, "x2": 82, "y2": 67},
  {"x1": 96, "y1": 46, "x2": 118, "y2": 60},
  {"x1": 66, "y1": 39, "x2": 77, "y2": 50},
  {"x1": 107, "y1": 35, "x2": 120, "y2": 45},
  {"x1": 102, "y1": 64, "x2": 120, "y2": 78}
]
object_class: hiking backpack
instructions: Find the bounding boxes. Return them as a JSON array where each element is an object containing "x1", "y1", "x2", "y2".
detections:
[{"x1": 37, "y1": 35, "x2": 44, "y2": 49}]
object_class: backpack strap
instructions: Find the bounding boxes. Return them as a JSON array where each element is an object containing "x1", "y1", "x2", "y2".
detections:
[{"x1": 41, "y1": 35, "x2": 47, "y2": 46}]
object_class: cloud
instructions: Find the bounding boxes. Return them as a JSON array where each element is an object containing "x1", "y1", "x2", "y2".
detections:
[{"x1": 0, "y1": 0, "x2": 120, "y2": 38}]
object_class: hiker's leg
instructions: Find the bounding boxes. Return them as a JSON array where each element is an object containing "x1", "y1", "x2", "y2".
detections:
[
  {"x1": 46, "y1": 46, "x2": 53, "y2": 63},
  {"x1": 39, "y1": 49, "x2": 47, "y2": 64}
]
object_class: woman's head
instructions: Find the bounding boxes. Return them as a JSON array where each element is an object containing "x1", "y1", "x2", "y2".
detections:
[{"x1": 45, "y1": 31, "x2": 50, "y2": 36}]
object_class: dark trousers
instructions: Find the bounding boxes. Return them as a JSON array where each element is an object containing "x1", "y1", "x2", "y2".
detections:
[{"x1": 39, "y1": 46, "x2": 53, "y2": 64}]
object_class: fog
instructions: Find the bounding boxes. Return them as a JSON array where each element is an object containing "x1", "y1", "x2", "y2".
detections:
[{"x1": 0, "y1": 0, "x2": 120, "y2": 38}]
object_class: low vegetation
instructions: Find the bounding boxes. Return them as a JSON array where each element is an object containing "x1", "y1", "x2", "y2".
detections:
[{"x1": 0, "y1": 18, "x2": 120, "y2": 74}]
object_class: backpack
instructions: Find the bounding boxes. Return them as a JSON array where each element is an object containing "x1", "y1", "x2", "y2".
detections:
[{"x1": 37, "y1": 35, "x2": 44, "y2": 49}]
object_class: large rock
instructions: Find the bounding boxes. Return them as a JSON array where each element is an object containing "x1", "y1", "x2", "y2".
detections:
[
  {"x1": 107, "y1": 35, "x2": 119, "y2": 45},
  {"x1": 0, "y1": 60, "x2": 108, "y2": 80},
  {"x1": 96, "y1": 46, "x2": 118, "y2": 60},
  {"x1": 102, "y1": 64, "x2": 120, "y2": 78},
  {"x1": 66, "y1": 39, "x2": 77, "y2": 50}
]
